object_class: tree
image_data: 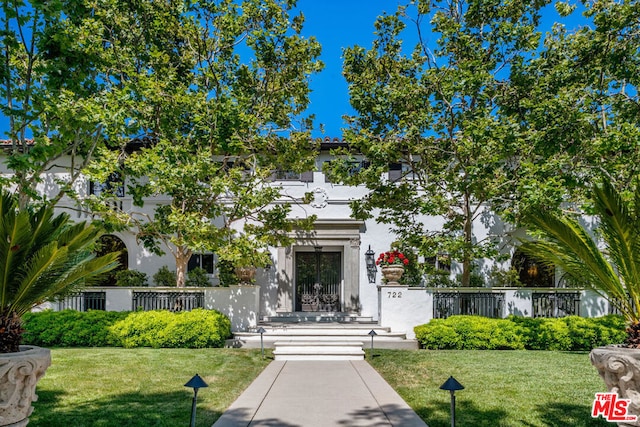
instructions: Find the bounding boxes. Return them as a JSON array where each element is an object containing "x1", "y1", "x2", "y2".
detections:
[
  {"x1": 87, "y1": 0, "x2": 322, "y2": 286},
  {"x1": 0, "y1": 191, "x2": 119, "y2": 352},
  {"x1": 519, "y1": 178, "x2": 640, "y2": 347},
  {"x1": 332, "y1": 0, "x2": 545, "y2": 285},
  {"x1": 0, "y1": 0, "x2": 138, "y2": 208},
  {"x1": 503, "y1": 0, "x2": 640, "y2": 213}
]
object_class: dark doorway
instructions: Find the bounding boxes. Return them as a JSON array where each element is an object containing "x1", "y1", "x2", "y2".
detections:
[
  {"x1": 295, "y1": 251, "x2": 341, "y2": 312},
  {"x1": 96, "y1": 235, "x2": 128, "y2": 286}
]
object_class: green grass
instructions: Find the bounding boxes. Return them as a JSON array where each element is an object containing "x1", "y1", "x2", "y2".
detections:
[
  {"x1": 367, "y1": 349, "x2": 610, "y2": 427},
  {"x1": 31, "y1": 348, "x2": 611, "y2": 427},
  {"x1": 30, "y1": 348, "x2": 271, "y2": 427}
]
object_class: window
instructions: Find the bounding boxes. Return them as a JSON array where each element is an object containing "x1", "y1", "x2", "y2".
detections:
[
  {"x1": 426, "y1": 254, "x2": 451, "y2": 272},
  {"x1": 188, "y1": 253, "x2": 216, "y2": 274},
  {"x1": 90, "y1": 172, "x2": 125, "y2": 197},
  {"x1": 324, "y1": 160, "x2": 369, "y2": 183},
  {"x1": 512, "y1": 249, "x2": 555, "y2": 287},
  {"x1": 388, "y1": 163, "x2": 402, "y2": 182},
  {"x1": 272, "y1": 170, "x2": 313, "y2": 182}
]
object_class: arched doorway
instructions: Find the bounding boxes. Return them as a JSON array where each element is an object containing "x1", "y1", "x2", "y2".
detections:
[
  {"x1": 96, "y1": 235, "x2": 128, "y2": 286},
  {"x1": 512, "y1": 248, "x2": 555, "y2": 287}
]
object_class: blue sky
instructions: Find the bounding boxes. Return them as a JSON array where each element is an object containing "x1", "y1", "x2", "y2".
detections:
[
  {"x1": 295, "y1": 0, "x2": 589, "y2": 138},
  {"x1": 296, "y1": 0, "x2": 402, "y2": 138}
]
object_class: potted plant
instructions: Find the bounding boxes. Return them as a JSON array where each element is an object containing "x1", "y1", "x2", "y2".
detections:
[
  {"x1": 376, "y1": 249, "x2": 410, "y2": 285},
  {"x1": 519, "y1": 179, "x2": 640, "y2": 425},
  {"x1": 0, "y1": 192, "x2": 119, "y2": 426}
]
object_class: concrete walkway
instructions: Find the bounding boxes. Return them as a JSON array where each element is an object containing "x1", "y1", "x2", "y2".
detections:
[{"x1": 212, "y1": 360, "x2": 428, "y2": 427}]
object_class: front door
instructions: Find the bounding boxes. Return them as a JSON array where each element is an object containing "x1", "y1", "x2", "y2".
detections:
[{"x1": 295, "y1": 251, "x2": 341, "y2": 312}]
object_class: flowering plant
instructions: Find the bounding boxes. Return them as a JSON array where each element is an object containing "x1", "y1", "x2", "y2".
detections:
[{"x1": 376, "y1": 249, "x2": 409, "y2": 267}]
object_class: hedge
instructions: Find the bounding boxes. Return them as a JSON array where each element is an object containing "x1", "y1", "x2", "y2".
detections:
[
  {"x1": 22, "y1": 309, "x2": 232, "y2": 349},
  {"x1": 414, "y1": 315, "x2": 627, "y2": 351}
]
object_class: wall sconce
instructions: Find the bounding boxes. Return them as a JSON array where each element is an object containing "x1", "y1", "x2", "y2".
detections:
[{"x1": 365, "y1": 245, "x2": 377, "y2": 284}]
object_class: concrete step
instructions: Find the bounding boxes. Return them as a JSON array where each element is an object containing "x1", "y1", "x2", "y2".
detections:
[
  {"x1": 262, "y1": 312, "x2": 377, "y2": 323},
  {"x1": 273, "y1": 341, "x2": 365, "y2": 361},
  {"x1": 227, "y1": 322, "x2": 419, "y2": 350}
]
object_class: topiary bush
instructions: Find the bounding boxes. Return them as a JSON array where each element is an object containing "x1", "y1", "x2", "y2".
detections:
[
  {"x1": 415, "y1": 314, "x2": 626, "y2": 351},
  {"x1": 22, "y1": 310, "x2": 129, "y2": 347},
  {"x1": 186, "y1": 267, "x2": 212, "y2": 287},
  {"x1": 109, "y1": 309, "x2": 231, "y2": 348},
  {"x1": 153, "y1": 266, "x2": 177, "y2": 287}
]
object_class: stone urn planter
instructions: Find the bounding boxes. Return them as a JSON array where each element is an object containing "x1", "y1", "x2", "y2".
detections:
[
  {"x1": 381, "y1": 265, "x2": 405, "y2": 285},
  {"x1": 590, "y1": 346, "x2": 640, "y2": 426},
  {"x1": 0, "y1": 346, "x2": 51, "y2": 427},
  {"x1": 234, "y1": 266, "x2": 257, "y2": 285}
]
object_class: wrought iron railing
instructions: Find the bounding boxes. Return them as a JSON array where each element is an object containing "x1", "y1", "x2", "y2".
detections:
[
  {"x1": 59, "y1": 291, "x2": 106, "y2": 311},
  {"x1": 132, "y1": 290, "x2": 204, "y2": 312},
  {"x1": 433, "y1": 291, "x2": 505, "y2": 319},
  {"x1": 532, "y1": 291, "x2": 580, "y2": 317}
]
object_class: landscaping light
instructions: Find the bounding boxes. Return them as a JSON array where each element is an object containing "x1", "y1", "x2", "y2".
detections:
[
  {"x1": 368, "y1": 329, "x2": 377, "y2": 356},
  {"x1": 257, "y1": 326, "x2": 267, "y2": 358},
  {"x1": 185, "y1": 373, "x2": 208, "y2": 427},
  {"x1": 365, "y1": 245, "x2": 377, "y2": 283},
  {"x1": 440, "y1": 376, "x2": 464, "y2": 427}
]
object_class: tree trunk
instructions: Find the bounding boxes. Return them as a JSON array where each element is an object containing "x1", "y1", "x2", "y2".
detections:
[
  {"x1": 461, "y1": 191, "x2": 473, "y2": 287},
  {"x1": 174, "y1": 247, "x2": 192, "y2": 288}
]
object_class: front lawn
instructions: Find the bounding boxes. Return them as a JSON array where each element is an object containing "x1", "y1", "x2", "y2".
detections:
[
  {"x1": 31, "y1": 348, "x2": 610, "y2": 426},
  {"x1": 30, "y1": 348, "x2": 270, "y2": 427},
  {"x1": 368, "y1": 349, "x2": 609, "y2": 427}
]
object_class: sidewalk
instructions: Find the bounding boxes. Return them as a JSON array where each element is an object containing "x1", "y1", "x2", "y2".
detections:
[{"x1": 212, "y1": 360, "x2": 428, "y2": 427}]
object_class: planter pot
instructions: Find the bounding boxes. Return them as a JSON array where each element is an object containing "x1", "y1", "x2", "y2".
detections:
[
  {"x1": 590, "y1": 346, "x2": 640, "y2": 426},
  {"x1": 0, "y1": 345, "x2": 51, "y2": 427},
  {"x1": 235, "y1": 266, "x2": 257, "y2": 285},
  {"x1": 381, "y1": 265, "x2": 405, "y2": 285}
]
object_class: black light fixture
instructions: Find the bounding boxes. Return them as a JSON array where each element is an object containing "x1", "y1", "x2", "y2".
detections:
[
  {"x1": 368, "y1": 329, "x2": 377, "y2": 356},
  {"x1": 365, "y1": 245, "x2": 377, "y2": 283},
  {"x1": 440, "y1": 376, "x2": 464, "y2": 427},
  {"x1": 257, "y1": 326, "x2": 267, "y2": 359},
  {"x1": 185, "y1": 374, "x2": 208, "y2": 427}
]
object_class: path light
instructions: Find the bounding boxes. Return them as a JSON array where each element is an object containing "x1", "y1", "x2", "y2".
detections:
[
  {"x1": 257, "y1": 326, "x2": 267, "y2": 358},
  {"x1": 365, "y1": 245, "x2": 377, "y2": 283},
  {"x1": 185, "y1": 374, "x2": 208, "y2": 427},
  {"x1": 440, "y1": 376, "x2": 464, "y2": 427},
  {"x1": 368, "y1": 329, "x2": 377, "y2": 356}
]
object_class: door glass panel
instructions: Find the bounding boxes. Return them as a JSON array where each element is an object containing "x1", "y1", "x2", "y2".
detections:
[{"x1": 295, "y1": 252, "x2": 341, "y2": 312}]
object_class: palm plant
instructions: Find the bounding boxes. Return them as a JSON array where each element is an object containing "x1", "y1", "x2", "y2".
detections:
[
  {"x1": 520, "y1": 179, "x2": 640, "y2": 347},
  {"x1": 0, "y1": 192, "x2": 120, "y2": 353}
]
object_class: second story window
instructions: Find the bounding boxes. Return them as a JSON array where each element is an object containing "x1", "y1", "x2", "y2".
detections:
[{"x1": 90, "y1": 172, "x2": 125, "y2": 197}]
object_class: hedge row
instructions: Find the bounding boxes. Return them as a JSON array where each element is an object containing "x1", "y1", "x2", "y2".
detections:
[
  {"x1": 22, "y1": 309, "x2": 232, "y2": 349},
  {"x1": 414, "y1": 315, "x2": 627, "y2": 351}
]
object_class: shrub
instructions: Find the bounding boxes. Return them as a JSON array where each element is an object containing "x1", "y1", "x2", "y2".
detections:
[
  {"x1": 22, "y1": 310, "x2": 129, "y2": 347},
  {"x1": 153, "y1": 266, "x2": 177, "y2": 287},
  {"x1": 415, "y1": 315, "x2": 626, "y2": 351},
  {"x1": 21, "y1": 308, "x2": 232, "y2": 349},
  {"x1": 116, "y1": 270, "x2": 148, "y2": 287},
  {"x1": 186, "y1": 267, "x2": 212, "y2": 287},
  {"x1": 415, "y1": 315, "x2": 525, "y2": 350},
  {"x1": 218, "y1": 259, "x2": 238, "y2": 287},
  {"x1": 109, "y1": 309, "x2": 231, "y2": 348}
]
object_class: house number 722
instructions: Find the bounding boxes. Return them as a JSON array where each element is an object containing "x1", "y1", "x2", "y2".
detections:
[{"x1": 387, "y1": 291, "x2": 402, "y2": 299}]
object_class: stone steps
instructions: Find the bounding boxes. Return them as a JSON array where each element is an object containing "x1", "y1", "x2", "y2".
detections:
[
  {"x1": 273, "y1": 341, "x2": 365, "y2": 361},
  {"x1": 227, "y1": 320, "x2": 419, "y2": 351}
]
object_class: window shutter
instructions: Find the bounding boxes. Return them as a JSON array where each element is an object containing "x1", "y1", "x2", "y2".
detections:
[{"x1": 300, "y1": 171, "x2": 313, "y2": 182}]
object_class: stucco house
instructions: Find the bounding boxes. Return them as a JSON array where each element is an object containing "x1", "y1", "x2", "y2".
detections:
[{"x1": 1, "y1": 138, "x2": 610, "y2": 343}]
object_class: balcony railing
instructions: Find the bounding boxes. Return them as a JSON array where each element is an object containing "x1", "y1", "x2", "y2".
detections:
[
  {"x1": 132, "y1": 290, "x2": 204, "y2": 312},
  {"x1": 59, "y1": 291, "x2": 106, "y2": 311},
  {"x1": 433, "y1": 290, "x2": 505, "y2": 319},
  {"x1": 532, "y1": 290, "x2": 580, "y2": 318}
]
